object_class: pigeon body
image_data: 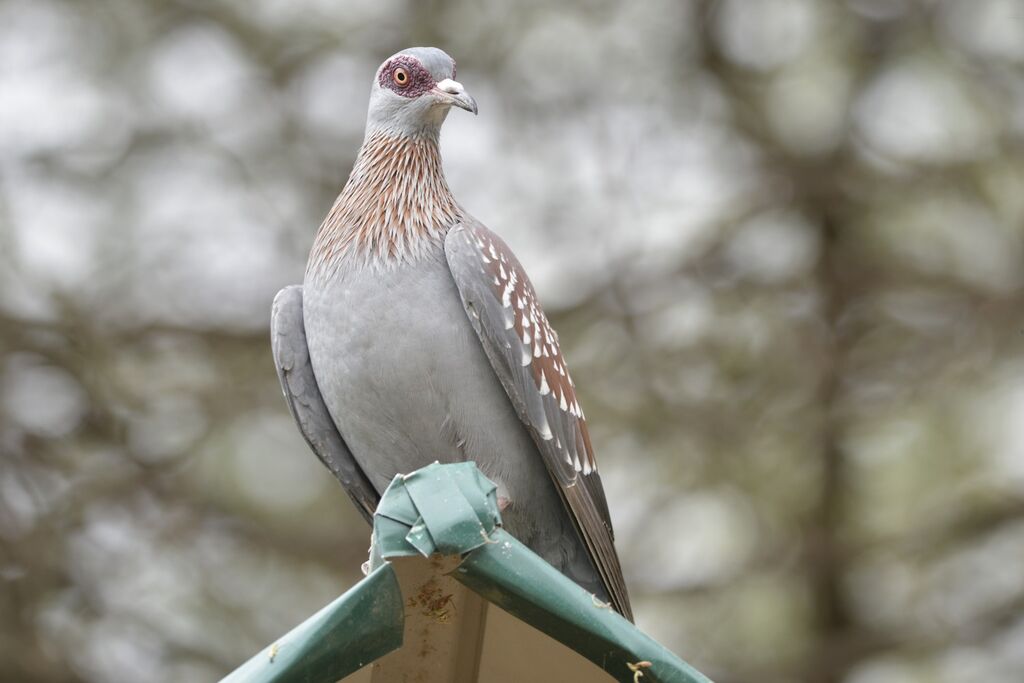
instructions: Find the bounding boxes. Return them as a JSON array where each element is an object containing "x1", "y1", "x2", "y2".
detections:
[
  {"x1": 303, "y1": 226, "x2": 584, "y2": 582},
  {"x1": 273, "y1": 47, "x2": 632, "y2": 619}
]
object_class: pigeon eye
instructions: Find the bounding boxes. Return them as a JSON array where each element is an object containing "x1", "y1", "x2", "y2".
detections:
[{"x1": 393, "y1": 67, "x2": 410, "y2": 87}]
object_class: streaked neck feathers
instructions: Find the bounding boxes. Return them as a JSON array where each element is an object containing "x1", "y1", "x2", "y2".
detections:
[{"x1": 307, "y1": 129, "x2": 462, "y2": 279}]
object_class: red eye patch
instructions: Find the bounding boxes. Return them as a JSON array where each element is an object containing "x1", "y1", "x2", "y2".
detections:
[{"x1": 379, "y1": 56, "x2": 434, "y2": 98}]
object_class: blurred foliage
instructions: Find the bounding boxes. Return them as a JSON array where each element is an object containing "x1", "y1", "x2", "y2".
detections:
[{"x1": 1, "y1": 0, "x2": 1023, "y2": 682}]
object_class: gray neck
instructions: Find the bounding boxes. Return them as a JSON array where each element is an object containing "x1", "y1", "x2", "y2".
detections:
[{"x1": 363, "y1": 85, "x2": 452, "y2": 141}]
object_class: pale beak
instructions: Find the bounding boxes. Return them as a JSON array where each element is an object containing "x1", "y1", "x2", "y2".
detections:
[{"x1": 433, "y1": 78, "x2": 478, "y2": 115}]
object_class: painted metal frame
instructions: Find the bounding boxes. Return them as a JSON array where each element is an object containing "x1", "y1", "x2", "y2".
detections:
[{"x1": 222, "y1": 462, "x2": 712, "y2": 683}]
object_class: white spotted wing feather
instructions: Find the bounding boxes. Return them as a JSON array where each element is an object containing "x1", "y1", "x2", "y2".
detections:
[{"x1": 444, "y1": 220, "x2": 632, "y2": 620}]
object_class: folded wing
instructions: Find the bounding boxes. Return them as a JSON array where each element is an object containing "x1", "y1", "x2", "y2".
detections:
[
  {"x1": 444, "y1": 221, "x2": 633, "y2": 621},
  {"x1": 271, "y1": 285, "x2": 379, "y2": 524}
]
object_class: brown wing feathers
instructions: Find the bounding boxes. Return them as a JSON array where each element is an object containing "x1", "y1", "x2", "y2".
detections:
[{"x1": 445, "y1": 221, "x2": 633, "y2": 621}]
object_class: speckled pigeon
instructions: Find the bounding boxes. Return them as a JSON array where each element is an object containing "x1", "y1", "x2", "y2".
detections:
[{"x1": 271, "y1": 47, "x2": 632, "y2": 620}]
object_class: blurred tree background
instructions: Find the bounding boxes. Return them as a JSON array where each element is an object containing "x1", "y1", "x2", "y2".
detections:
[{"x1": 1, "y1": 0, "x2": 1023, "y2": 681}]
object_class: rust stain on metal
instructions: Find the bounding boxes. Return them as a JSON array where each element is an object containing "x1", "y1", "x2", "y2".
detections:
[{"x1": 406, "y1": 577, "x2": 456, "y2": 623}]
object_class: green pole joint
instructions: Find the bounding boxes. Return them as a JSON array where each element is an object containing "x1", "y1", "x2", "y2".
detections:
[{"x1": 221, "y1": 462, "x2": 713, "y2": 683}]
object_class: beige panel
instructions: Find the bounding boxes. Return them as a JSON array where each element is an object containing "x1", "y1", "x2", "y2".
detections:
[
  {"x1": 370, "y1": 556, "x2": 487, "y2": 683},
  {"x1": 340, "y1": 556, "x2": 613, "y2": 682},
  {"x1": 343, "y1": 664, "x2": 372, "y2": 683}
]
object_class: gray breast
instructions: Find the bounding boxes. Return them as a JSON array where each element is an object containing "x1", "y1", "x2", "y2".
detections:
[{"x1": 301, "y1": 244, "x2": 576, "y2": 560}]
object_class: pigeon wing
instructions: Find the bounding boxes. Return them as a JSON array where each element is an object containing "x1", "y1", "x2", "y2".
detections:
[
  {"x1": 444, "y1": 221, "x2": 633, "y2": 621},
  {"x1": 271, "y1": 285, "x2": 379, "y2": 524}
]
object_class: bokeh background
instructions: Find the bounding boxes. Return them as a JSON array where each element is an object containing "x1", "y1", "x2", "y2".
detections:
[{"x1": 2, "y1": 0, "x2": 1023, "y2": 681}]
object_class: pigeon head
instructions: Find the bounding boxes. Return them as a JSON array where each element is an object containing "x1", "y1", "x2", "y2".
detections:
[{"x1": 366, "y1": 47, "x2": 478, "y2": 137}]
